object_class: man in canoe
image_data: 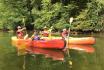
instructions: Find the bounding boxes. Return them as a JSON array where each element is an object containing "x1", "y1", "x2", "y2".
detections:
[
  {"x1": 61, "y1": 28, "x2": 69, "y2": 39},
  {"x1": 16, "y1": 26, "x2": 26, "y2": 39}
]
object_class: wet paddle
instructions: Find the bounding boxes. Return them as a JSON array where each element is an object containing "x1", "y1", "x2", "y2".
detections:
[
  {"x1": 22, "y1": 16, "x2": 27, "y2": 70},
  {"x1": 66, "y1": 17, "x2": 73, "y2": 55},
  {"x1": 66, "y1": 17, "x2": 73, "y2": 66}
]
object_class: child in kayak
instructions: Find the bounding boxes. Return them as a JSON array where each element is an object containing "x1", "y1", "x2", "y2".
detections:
[{"x1": 31, "y1": 30, "x2": 40, "y2": 40}]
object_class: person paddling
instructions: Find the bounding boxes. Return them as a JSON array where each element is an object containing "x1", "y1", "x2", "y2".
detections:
[
  {"x1": 61, "y1": 28, "x2": 69, "y2": 40},
  {"x1": 42, "y1": 26, "x2": 49, "y2": 37},
  {"x1": 16, "y1": 26, "x2": 26, "y2": 39},
  {"x1": 31, "y1": 30, "x2": 40, "y2": 40}
]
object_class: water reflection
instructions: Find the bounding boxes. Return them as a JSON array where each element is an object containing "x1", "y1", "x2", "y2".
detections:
[
  {"x1": 27, "y1": 48, "x2": 64, "y2": 61},
  {"x1": 18, "y1": 44, "x2": 95, "y2": 61},
  {"x1": 69, "y1": 45, "x2": 95, "y2": 53},
  {"x1": 1, "y1": 32, "x2": 103, "y2": 70}
]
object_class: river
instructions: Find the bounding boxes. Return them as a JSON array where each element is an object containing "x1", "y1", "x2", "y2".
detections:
[{"x1": 0, "y1": 32, "x2": 104, "y2": 70}]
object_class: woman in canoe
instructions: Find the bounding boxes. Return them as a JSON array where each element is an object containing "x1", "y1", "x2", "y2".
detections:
[{"x1": 16, "y1": 26, "x2": 26, "y2": 39}]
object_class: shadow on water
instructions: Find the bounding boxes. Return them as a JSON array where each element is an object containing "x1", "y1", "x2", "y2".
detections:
[{"x1": 0, "y1": 32, "x2": 104, "y2": 70}]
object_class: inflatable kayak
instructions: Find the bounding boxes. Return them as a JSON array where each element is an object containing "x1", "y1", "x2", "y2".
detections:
[
  {"x1": 11, "y1": 36, "x2": 95, "y2": 53},
  {"x1": 41, "y1": 36, "x2": 95, "y2": 45}
]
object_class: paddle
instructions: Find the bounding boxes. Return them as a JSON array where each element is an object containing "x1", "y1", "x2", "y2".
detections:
[
  {"x1": 23, "y1": 16, "x2": 28, "y2": 40},
  {"x1": 65, "y1": 17, "x2": 73, "y2": 54},
  {"x1": 22, "y1": 16, "x2": 27, "y2": 70},
  {"x1": 68, "y1": 17, "x2": 73, "y2": 38},
  {"x1": 48, "y1": 26, "x2": 53, "y2": 39},
  {"x1": 65, "y1": 17, "x2": 73, "y2": 66}
]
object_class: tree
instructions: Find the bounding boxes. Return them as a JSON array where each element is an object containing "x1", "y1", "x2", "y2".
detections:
[{"x1": 0, "y1": 0, "x2": 104, "y2": 32}]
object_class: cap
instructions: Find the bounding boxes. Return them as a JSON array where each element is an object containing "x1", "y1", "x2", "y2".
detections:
[
  {"x1": 17, "y1": 26, "x2": 21, "y2": 29},
  {"x1": 63, "y1": 28, "x2": 66, "y2": 31}
]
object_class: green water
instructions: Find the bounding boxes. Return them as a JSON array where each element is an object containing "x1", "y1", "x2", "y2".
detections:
[{"x1": 0, "y1": 32, "x2": 104, "y2": 70}]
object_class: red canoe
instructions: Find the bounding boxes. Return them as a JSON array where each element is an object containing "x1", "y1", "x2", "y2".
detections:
[{"x1": 11, "y1": 36, "x2": 95, "y2": 53}]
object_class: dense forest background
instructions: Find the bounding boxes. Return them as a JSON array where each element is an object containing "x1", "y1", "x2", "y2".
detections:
[{"x1": 0, "y1": 0, "x2": 104, "y2": 32}]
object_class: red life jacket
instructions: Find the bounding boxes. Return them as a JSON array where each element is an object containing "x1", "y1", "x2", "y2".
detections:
[
  {"x1": 16, "y1": 31, "x2": 24, "y2": 39},
  {"x1": 61, "y1": 31, "x2": 68, "y2": 38},
  {"x1": 42, "y1": 31, "x2": 49, "y2": 37}
]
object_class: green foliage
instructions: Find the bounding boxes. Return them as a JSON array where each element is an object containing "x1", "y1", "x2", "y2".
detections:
[
  {"x1": 73, "y1": 0, "x2": 104, "y2": 31},
  {"x1": 86, "y1": 0, "x2": 104, "y2": 31},
  {"x1": 33, "y1": 0, "x2": 78, "y2": 30},
  {"x1": 0, "y1": 0, "x2": 104, "y2": 32}
]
